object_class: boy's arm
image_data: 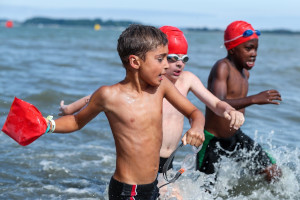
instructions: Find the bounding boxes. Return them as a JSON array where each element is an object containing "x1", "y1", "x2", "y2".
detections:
[
  {"x1": 224, "y1": 90, "x2": 282, "y2": 109},
  {"x1": 182, "y1": 109, "x2": 205, "y2": 146},
  {"x1": 247, "y1": 90, "x2": 282, "y2": 106},
  {"x1": 49, "y1": 88, "x2": 105, "y2": 133},
  {"x1": 162, "y1": 78, "x2": 205, "y2": 147},
  {"x1": 59, "y1": 95, "x2": 92, "y2": 116},
  {"x1": 211, "y1": 64, "x2": 281, "y2": 110},
  {"x1": 187, "y1": 72, "x2": 244, "y2": 129}
]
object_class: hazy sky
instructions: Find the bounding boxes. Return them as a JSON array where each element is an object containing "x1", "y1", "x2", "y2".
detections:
[{"x1": 1, "y1": 0, "x2": 300, "y2": 31}]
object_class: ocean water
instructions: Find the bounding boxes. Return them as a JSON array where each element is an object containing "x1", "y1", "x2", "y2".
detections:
[{"x1": 0, "y1": 26, "x2": 299, "y2": 200}]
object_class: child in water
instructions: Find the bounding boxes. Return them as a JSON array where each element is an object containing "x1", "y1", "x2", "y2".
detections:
[
  {"x1": 59, "y1": 25, "x2": 245, "y2": 199},
  {"x1": 45, "y1": 24, "x2": 205, "y2": 199},
  {"x1": 197, "y1": 20, "x2": 282, "y2": 182}
]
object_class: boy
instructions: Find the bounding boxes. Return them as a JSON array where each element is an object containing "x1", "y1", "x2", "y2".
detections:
[
  {"x1": 46, "y1": 24, "x2": 205, "y2": 200},
  {"x1": 59, "y1": 26, "x2": 244, "y2": 172},
  {"x1": 157, "y1": 26, "x2": 243, "y2": 174},
  {"x1": 197, "y1": 20, "x2": 282, "y2": 182},
  {"x1": 59, "y1": 26, "x2": 245, "y2": 195}
]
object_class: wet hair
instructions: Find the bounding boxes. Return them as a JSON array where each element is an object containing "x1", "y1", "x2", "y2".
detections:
[{"x1": 117, "y1": 24, "x2": 168, "y2": 66}]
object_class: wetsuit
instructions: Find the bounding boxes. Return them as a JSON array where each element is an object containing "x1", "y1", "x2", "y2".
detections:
[
  {"x1": 108, "y1": 177, "x2": 160, "y2": 200},
  {"x1": 197, "y1": 129, "x2": 276, "y2": 174}
]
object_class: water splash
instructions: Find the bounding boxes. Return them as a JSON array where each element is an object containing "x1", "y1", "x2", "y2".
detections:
[{"x1": 159, "y1": 131, "x2": 300, "y2": 200}]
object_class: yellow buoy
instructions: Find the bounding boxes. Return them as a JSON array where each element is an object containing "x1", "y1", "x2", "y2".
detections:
[{"x1": 94, "y1": 24, "x2": 101, "y2": 31}]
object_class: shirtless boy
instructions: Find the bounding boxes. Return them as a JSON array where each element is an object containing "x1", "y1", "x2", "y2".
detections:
[
  {"x1": 158, "y1": 26, "x2": 243, "y2": 175},
  {"x1": 59, "y1": 26, "x2": 244, "y2": 172},
  {"x1": 45, "y1": 24, "x2": 205, "y2": 200},
  {"x1": 59, "y1": 26, "x2": 244, "y2": 198},
  {"x1": 197, "y1": 20, "x2": 282, "y2": 182}
]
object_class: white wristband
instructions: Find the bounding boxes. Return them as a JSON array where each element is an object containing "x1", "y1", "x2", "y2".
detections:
[{"x1": 47, "y1": 115, "x2": 56, "y2": 133}]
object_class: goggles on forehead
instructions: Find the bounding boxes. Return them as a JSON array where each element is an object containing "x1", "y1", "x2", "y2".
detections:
[
  {"x1": 224, "y1": 29, "x2": 261, "y2": 43},
  {"x1": 167, "y1": 54, "x2": 189, "y2": 63}
]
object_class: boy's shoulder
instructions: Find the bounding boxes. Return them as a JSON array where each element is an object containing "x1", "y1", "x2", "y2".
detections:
[
  {"x1": 93, "y1": 83, "x2": 121, "y2": 100},
  {"x1": 180, "y1": 71, "x2": 201, "y2": 84},
  {"x1": 178, "y1": 71, "x2": 202, "y2": 89},
  {"x1": 213, "y1": 57, "x2": 231, "y2": 68},
  {"x1": 212, "y1": 58, "x2": 232, "y2": 72},
  {"x1": 208, "y1": 58, "x2": 233, "y2": 80}
]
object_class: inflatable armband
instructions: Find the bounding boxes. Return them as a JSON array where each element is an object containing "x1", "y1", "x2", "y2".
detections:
[{"x1": 1, "y1": 97, "x2": 47, "y2": 146}]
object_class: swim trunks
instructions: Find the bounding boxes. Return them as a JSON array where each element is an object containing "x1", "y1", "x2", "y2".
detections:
[
  {"x1": 197, "y1": 129, "x2": 276, "y2": 174},
  {"x1": 158, "y1": 157, "x2": 174, "y2": 173},
  {"x1": 108, "y1": 177, "x2": 160, "y2": 200}
]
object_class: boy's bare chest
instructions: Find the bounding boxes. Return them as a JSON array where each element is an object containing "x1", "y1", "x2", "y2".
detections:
[
  {"x1": 173, "y1": 77, "x2": 189, "y2": 97},
  {"x1": 227, "y1": 71, "x2": 248, "y2": 98},
  {"x1": 107, "y1": 92, "x2": 163, "y2": 123}
]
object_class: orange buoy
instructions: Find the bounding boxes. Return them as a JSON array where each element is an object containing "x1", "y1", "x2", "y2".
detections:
[{"x1": 5, "y1": 20, "x2": 13, "y2": 28}]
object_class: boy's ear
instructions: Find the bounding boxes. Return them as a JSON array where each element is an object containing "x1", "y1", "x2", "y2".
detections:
[
  {"x1": 129, "y1": 55, "x2": 141, "y2": 69},
  {"x1": 228, "y1": 48, "x2": 234, "y2": 55}
]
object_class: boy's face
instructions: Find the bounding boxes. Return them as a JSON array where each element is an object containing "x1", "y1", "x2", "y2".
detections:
[
  {"x1": 231, "y1": 38, "x2": 258, "y2": 71},
  {"x1": 165, "y1": 54, "x2": 187, "y2": 82},
  {"x1": 139, "y1": 45, "x2": 169, "y2": 86}
]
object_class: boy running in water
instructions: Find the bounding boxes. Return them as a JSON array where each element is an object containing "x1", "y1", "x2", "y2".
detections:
[
  {"x1": 59, "y1": 26, "x2": 245, "y2": 198},
  {"x1": 59, "y1": 26, "x2": 244, "y2": 169},
  {"x1": 197, "y1": 20, "x2": 282, "y2": 182},
  {"x1": 46, "y1": 24, "x2": 205, "y2": 200}
]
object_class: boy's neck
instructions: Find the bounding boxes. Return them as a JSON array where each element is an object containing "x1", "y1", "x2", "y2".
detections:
[
  {"x1": 123, "y1": 71, "x2": 150, "y2": 93},
  {"x1": 165, "y1": 74, "x2": 178, "y2": 84},
  {"x1": 226, "y1": 55, "x2": 244, "y2": 73}
]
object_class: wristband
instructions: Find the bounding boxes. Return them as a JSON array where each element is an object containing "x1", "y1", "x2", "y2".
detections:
[
  {"x1": 45, "y1": 122, "x2": 50, "y2": 134},
  {"x1": 46, "y1": 115, "x2": 56, "y2": 133}
]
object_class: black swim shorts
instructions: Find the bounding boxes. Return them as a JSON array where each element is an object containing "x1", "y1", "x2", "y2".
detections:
[
  {"x1": 108, "y1": 176, "x2": 160, "y2": 200},
  {"x1": 196, "y1": 129, "x2": 276, "y2": 174}
]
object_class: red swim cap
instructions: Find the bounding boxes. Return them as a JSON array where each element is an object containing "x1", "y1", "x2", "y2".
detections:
[
  {"x1": 224, "y1": 21, "x2": 259, "y2": 50},
  {"x1": 160, "y1": 26, "x2": 188, "y2": 54}
]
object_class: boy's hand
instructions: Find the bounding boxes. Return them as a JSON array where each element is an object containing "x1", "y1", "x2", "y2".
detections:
[
  {"x1": 253, "y1": 90, "x2": 282, "y2": 105},
  {"x1": 59, "y1": 100, "x2": 70, "y2": 116},
  {"x1": 224, "y1": 110, "x2": 245, "y2": 130},
  {"x1": 181, "y1": 128, "x2": 205, "y2": 147}
]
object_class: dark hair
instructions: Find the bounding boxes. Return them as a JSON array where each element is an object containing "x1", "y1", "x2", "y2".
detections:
[{"x1": 117, "y1": 24, "x2": 168, "y2": 66}]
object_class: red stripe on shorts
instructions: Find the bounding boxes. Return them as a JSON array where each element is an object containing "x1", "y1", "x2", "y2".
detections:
[{"x1": 130, "y1": 184, "x2": 137, "y2": 200}]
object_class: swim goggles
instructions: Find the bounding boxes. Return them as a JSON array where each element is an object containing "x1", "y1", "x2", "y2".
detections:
[
  {"x1": 167, "y1": 54, "x2": 189, "y2": 63},
  {"x1": 224, "y1": 29, "x2": 261, "y2": 43}
]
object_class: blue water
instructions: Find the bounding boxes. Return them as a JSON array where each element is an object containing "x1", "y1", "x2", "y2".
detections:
[{"x1": 0, "y1": 26, "x2": 299, "y2": 199}]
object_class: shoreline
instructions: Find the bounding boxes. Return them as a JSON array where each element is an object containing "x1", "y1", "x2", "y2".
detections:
[{"x1": 1, "y1": 17, "x2": 300, "y2": 35}]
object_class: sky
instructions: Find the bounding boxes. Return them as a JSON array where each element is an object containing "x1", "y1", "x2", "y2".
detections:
[{"x1": 1, "y1": 0, "x2": 300, "y2": 31}]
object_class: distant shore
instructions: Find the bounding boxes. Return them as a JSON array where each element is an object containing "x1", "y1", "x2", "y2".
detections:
[
  {"x1": 1, "y1": 17, "x2": 300, "y2": 34},
  {"x1": 0, "y1": 17, "x2": 138, "y2": 28}
]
